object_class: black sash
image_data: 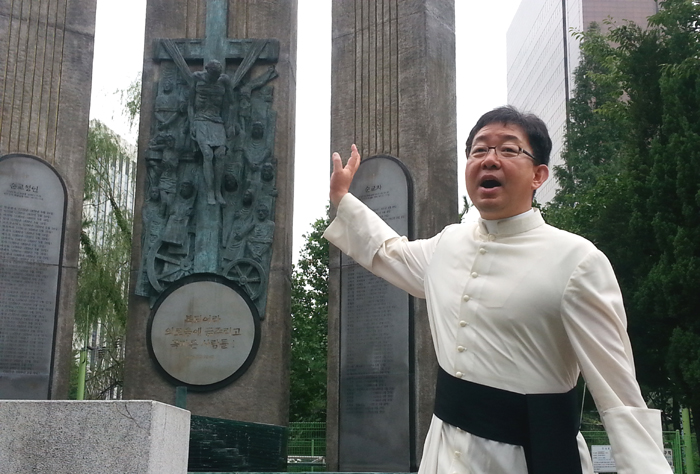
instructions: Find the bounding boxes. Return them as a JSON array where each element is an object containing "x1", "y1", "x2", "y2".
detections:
[{"x1": 433, "y1": 366, "x2": 583, "y2": 474}]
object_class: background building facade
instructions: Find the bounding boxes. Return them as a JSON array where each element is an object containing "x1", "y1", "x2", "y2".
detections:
[{"x1": 507, "y1": 0, "x2": 658, "y2": 202}]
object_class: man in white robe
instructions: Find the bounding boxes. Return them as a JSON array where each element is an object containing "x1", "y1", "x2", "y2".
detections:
[{"x1": 323, "y1": 107, "x2": 672, "y2": 474}]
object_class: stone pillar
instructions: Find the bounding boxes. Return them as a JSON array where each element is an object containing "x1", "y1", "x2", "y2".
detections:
[
  {"x1": 328, "y1": 0, "x2": 457, "y2": 470},
  {"x1": 124, "y1": 0, "x2": 296, "y2": 426},
  {"x1": 0, "y1": 0, "x2": 97, "y2": 399}
]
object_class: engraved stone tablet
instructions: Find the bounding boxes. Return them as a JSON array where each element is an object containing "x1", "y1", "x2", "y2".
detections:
[
  {"x1": 148, "y1": 276, "x2": 260, "y2": 389},
  {"x1": 339, "y1": 155, "x2": 412, "y2": 471},
  {"x1": 0, "y1": 154, "x2": 67, "y2": 399}
]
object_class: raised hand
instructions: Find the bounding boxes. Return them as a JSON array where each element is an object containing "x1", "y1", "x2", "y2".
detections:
[{"x1": 329, "y1": 144, "x2": 361, "y2": 207}]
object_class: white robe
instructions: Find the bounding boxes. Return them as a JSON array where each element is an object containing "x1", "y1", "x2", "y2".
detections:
[{"x1": 323, "y1": 193, "x2": 671, "y2": 474}]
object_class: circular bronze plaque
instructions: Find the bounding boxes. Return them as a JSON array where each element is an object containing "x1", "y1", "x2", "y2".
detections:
[{"x1": 147, "y1": 275, "x2": 260, "y2": 390}]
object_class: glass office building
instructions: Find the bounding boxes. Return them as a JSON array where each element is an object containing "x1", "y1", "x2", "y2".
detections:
[{"x1": 507, "y1": 0, "x2": 658, "y2": 203}]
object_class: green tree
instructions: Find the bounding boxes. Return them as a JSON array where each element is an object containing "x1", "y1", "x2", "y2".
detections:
[
  {"x1": 289, "y1": 212, "x2": 330, "y2": 421},
  {"x1": 635, "y1": 0, "x2": 700, "y2": 426},
  {"x1": 544, "y1": 23, "x2": 629, "y2": 237},
  {"x1": 117, "y1": 76, "x2": 142, "y2": 131},
  {"x1": 72, "y1": 120, "x2": 136, "y2": 399},
  {"x1": 544, "y1": 0, "x2": 700, "y2": 430}
]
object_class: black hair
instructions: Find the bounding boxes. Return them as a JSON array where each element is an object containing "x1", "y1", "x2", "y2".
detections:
[{"x1": 465, "y1": 106, "x2": 552, "y2": 166}]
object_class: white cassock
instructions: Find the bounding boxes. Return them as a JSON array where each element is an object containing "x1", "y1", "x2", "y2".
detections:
[{"x1": 323, "y1": 193, "x2": 672, "y2": 474}]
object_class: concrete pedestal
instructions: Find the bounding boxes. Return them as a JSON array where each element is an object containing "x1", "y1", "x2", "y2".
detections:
[{"x1": 0, "y1": 400, "x2": 190, "y2": 474}]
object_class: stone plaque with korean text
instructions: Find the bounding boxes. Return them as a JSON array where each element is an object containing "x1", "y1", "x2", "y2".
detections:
[
  {"x1": 339, "y1": 155, "x2": 412, "y2": 471},
  {"x1": 148, "y1": 276, "x2": 260, "y2": 389},
  {"x1": 0, "y1": 154, "x2": 67, "y2": 399}
]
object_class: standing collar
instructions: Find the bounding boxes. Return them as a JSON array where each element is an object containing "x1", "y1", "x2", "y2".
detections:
[{"x1": 477, "y1": 208, "x2": 545, "y2": 236}]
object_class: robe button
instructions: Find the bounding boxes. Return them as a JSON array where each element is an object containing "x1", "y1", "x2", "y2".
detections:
[
  {"x1": 471, "y1": 272, "x2": 478, "y2": 278},
  {"x1": 459, "y1": 320, "x2": 467, "y2": 327},
  {"x1": 479, "y1": 247, "x2": 487, "y2": 254},
  {"x1": 488, "y1": 234, "x2": 496, "y2": 241},
  {"x1": 455, "y1": 371, "x2": 464, "y2": 378},
  {"x1": 457, "y1": 345, "x2": 465, "y2": 352},
  {"x1": 462, "y1": 295, "x2": 470, "y2": 302}
]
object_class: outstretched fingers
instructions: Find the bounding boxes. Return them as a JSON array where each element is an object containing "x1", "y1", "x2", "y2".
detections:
[
  {"x1": 347, "y1": 144, "x2": 361, "y2": 174},
  {"x1": 329, "y1": 144, "x2": 362, "y2": 207},
  {"x1": 332, "y1": 151, "x2": 344, "y2": 174}
]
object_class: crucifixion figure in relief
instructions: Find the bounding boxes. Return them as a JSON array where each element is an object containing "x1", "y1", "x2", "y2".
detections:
[{"x1": 138, "y1": 0, "x2": 280, "y2": 319}]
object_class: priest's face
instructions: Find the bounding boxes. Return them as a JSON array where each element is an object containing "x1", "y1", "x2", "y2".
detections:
[{"x1": 465, "y1": 123, "x2": 549, "y2": 220}]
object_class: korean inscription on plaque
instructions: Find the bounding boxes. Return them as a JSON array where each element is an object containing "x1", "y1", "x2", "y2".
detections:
[
  {"x1": 148, "y1": 276, "x2": 260, "y2": 389},
  {"x1": 339, "y1": 155, "x2": 413, "y2": 471},
  {"x1": 0, "y1": 154, "x2": 67, "y2": 399}
]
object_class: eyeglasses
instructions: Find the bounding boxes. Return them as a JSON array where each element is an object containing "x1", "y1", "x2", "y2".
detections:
[{"x1": 466, "y1": 144, "x2": 537, "y2": 162}]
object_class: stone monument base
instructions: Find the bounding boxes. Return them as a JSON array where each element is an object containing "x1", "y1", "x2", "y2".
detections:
[{"x1": 0, "y1": 400, "x2": 190, "y2": 474}]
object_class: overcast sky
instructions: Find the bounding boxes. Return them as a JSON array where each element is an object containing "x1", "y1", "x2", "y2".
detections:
[{"x1": 89, "y1": 0, "x2": 522, "y2": 260}]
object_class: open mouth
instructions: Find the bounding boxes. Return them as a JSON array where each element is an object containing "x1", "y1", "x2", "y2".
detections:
[{"x1": 480, "y1": 179, "x2": 502, "y2": 189}]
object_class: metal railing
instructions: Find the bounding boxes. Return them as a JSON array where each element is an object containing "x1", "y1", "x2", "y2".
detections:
[{"x1": 288, "y1": 422, "x2": 326, "y2": 472}]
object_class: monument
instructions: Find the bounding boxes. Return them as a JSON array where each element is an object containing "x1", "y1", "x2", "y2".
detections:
[
  {"x1": 125, "y1": 0, "x2": 296, "y2": 427},
  {"x1": 340, "y1": 155, "x2": 414, "y2": 471},
  {"x1": 328, "y1": 0, "x2": 458, "y2": 471},
  {"x1": 0, "y1": 155, "x2": 67, "y2": 399},
  {"x1": 0, "y1": 0, "x2": 98, "y2": 399}
]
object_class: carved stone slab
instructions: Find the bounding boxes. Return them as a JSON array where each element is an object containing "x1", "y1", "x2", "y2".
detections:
[
  {"x1": 148, "y1": 276, "x2": 260, "y2": 389},
  {"x1": 136, "y1": 0, "x2": 280, "y2": 321},
  {"x1": 339, "y1": 155, "x2": 412, "y2": 471},
  {"x1": 0, "y1": 154, "x2": 67, "y2": 399}
]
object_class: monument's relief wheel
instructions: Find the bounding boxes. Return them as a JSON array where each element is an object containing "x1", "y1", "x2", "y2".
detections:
[
  {"x1": 146, "y1": 239, "x2": 194, "y2": 293},
  {"x1": 222, "y1": 258, "x2": 264, "y2": 300}
]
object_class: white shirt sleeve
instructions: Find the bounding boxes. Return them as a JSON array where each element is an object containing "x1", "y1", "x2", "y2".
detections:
[
  {"x1": 561, "y1": 249, "x2": 672, "y2": 474},
  {"x1": 323, "y1": 193, "x2": 442, "y2": 298}
]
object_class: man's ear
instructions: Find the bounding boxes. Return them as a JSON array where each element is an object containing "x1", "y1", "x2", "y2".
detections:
[{"x1": 532, "y1": 165, "x2": 549, "y2": 190}]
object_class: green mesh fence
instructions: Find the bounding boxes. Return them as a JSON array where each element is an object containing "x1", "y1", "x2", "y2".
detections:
[
  {"x1": 287, "y1": 422, "x2": 326, "y2": 472},
  {"x1": 687, "y1": 433, "x2": 699, "y2": 474}
]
